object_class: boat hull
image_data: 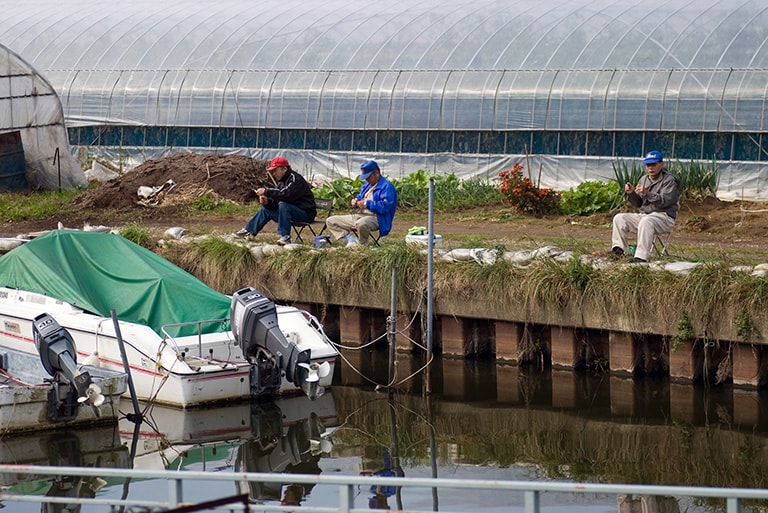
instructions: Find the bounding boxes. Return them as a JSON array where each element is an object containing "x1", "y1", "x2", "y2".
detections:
[
  {"x1": 0, "y1": 346, "x2": 127, "y2": 434},
  {"x1": 0, "y1": 287, "x2": 337, "y2": 408}
]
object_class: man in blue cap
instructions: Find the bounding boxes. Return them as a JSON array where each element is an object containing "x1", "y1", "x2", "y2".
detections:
[
  {"x1": 611, "y1": 150, "x2": 679, "y2": 262},
  {"x1": 326, "y1": 160, "x2": 397, "y2": 246}
]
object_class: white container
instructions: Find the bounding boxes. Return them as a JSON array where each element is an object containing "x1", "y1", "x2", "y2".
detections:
[{"x1": 405, "y1": 233, "x2": 442, "y2": 247}]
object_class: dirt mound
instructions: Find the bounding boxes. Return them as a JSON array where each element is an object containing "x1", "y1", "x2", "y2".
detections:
[{"x1": 74, "y1": 153, "x2": 272, "y2": 210}]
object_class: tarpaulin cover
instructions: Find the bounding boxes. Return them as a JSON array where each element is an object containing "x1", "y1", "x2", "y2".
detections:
[{"x1": 0, "y1": 230, "x2": 231, "y2": 337}]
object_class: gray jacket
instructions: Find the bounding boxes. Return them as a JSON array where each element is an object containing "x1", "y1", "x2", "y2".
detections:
[{"x1": 626, "y1": 168, "x2": 679, "y2": 219}]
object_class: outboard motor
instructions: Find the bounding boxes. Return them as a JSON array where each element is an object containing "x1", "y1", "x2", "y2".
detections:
[
  {"x1": 231, "y1": 287, "x2": 317, "y2": 399},
  {"x1": 33, "y1": 313, "x2": 105, "y2": 421}
]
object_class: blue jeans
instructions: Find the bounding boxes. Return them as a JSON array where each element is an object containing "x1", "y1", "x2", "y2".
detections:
[{"x1": 245, "y1": 202, "x2": 312, "y2": 237}]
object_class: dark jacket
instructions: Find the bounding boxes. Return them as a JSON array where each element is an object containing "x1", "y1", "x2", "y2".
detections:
[
  {"x1": 263, "y1": 168, "x2": 316, "y2": 220},
  {"x1": 627, "y1": 168, "x2": 679, "y2": 219},
  {"x1": 356, "y1": 175, "x2": 397, "y2": 236}
]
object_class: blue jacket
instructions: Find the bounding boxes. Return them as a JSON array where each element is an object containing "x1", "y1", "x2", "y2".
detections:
[{"x1": 356, "y1": 176, "x2": 397, "y2": 237}]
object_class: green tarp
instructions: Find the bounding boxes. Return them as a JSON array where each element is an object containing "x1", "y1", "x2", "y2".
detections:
[{"x1": 0, "y1": 230, "x2": 231, "y2": 337}]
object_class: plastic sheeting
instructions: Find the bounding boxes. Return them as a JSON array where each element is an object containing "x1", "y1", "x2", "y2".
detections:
[
  {"x1": 78, "y1": 146, "x2": 768, "y2": 202},
  {"x1": 3, "y1": 1, "x2": 768, "y2": 133},
  {"x1": 0, "y1": 44, "x2": 86, "y2": 190}
]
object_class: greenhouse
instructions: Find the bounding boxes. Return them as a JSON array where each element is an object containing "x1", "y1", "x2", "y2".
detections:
[{"x1": 2, "y1": 0, "x2": 768, "y2": 199}]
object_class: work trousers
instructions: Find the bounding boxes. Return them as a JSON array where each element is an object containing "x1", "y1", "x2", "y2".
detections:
[{"x1": 611, "y1": 212, "x2": 675, "y2": 261}]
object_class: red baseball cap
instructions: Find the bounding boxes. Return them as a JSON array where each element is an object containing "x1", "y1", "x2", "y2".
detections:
[{"x1": 267, "y1": 156, "x2": 290, "y2": 171}]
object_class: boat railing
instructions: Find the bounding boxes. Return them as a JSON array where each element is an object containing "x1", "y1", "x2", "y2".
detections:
[
  {"x1": 0, "y1": 464, "x2": 765, "y2": 513},
  {"x1": 160, "y1": 317, "x2": 230, "y2": 359}
]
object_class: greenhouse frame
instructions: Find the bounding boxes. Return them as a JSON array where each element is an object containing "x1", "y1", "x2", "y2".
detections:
[{"x1": 2, "y1": 0, "x2": 768, "y2": 198}]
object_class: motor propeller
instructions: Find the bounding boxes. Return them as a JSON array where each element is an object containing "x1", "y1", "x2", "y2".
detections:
[
  {"x1": 297, "y1": 361, "x2": 331, "y2": 383},
  {"x1": 32, "y1": 313, "x2": 106, "y2": 408}
]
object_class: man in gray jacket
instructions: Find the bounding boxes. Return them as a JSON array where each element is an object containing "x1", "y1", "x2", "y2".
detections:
[{"x1": 611, "y1": 150, "x2": 680, "y2": 263}]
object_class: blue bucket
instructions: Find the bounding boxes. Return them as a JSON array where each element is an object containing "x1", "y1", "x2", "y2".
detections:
[{"x1": 314, "y1": 235, "x2": 331, "y2": 248}]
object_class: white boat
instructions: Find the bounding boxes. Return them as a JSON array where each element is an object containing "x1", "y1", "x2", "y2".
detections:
[
  {"x1": 0, "y1": 336, "x2": 127, "y2": 434},
  {"x1": 0, "y1": 230, "x2": 338, "y2": 408}
]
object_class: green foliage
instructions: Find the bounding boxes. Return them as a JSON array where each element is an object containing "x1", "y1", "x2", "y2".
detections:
[
  {"x1": 668, "y1": 157, "x2": 718, "y2": 199},
  {"x1": 734, "y1": 308, "x2": 761, "y2": 342},
  {"x1": 190, "y1": 194, "x2": 244, "y2": 215},
  {"x1": 313, "y1": 177, "x2": 361, "y2": 211},
  {"x1": 613, "y1": 157, "x2": 719, "y2": 200},
  {"x1": 0, "y1": 188, "x2": 82, "y2": 221},
  {"x1": 612, "y1": 160, "x2": 645, "y2": 195},
  {"x1": 565, "y1": 254, "x2": 593, "y2": 290},
  {"x1": 561, "y1": 180, "x2": 622, "y2": 216},
  {"x1": 119, "y1": 222, "x2": 152, "y2": 248},
  {"x1": 671, "y1": 311, "x2": 695, "y2": 351},
  {"x1": 393, "y1": 169, "x2": 502, "y2": 210},
  {"x1": 313, "y1": 169, "x2": 503, "y2": 212}
]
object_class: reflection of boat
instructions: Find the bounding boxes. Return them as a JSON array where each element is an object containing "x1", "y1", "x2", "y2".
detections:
[
  {"x1": 0, "y1": 424, "x2": 130, "y2": 509},
  {"x1": 0, "y1": 328, "x2": 126, "y2": 434},
  {"x1": 234, "y1": 399, "x2": 335, "y2": 505},
  {"x1": 119, "y1": 392, "x2": 337, "y2": 474},
  {"x1": 0, "y1": 230, "x2": 338, "y2": 408}
]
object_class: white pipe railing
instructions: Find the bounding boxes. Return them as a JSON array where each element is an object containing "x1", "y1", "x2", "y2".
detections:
[{"x1": 0, "y1": 464, "x2": 763, "y2": 513}]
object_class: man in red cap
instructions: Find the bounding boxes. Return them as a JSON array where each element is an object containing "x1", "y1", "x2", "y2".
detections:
[{"x1": 235, "y1": 156, "x2": 316, "y2": 245}]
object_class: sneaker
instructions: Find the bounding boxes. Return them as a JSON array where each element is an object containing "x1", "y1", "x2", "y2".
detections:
[
  {"x1": 277, "y1": 235, "x2": 292, "y2": 245},
  {"x1": 234, "y1": 228, "x2": 249, "y2": 237},
  {"x1": 345, "y1": 233, "x2": 359, "y2": 247}
]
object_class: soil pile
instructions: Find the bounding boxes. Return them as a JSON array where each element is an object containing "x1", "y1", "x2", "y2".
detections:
[{"x1": 74, "y1": 153, "x2": 271, "y2": 209}]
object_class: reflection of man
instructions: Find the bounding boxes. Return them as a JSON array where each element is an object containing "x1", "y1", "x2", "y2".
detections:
[
  {"x1": 280, "y1": 484, "x2": 305, "y2": 506},
  {"x1": 360, "y1": 448, "x2": 401, "y2": 510}
]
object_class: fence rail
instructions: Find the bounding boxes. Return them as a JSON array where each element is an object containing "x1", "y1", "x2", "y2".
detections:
[{"x1": 0, "y1": 464, "x2": 765, "y2": 512}]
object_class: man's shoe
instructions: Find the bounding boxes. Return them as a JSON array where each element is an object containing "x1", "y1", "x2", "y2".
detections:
[
  {"x1": 345, "y1": 233, "x2": 359, "y2": 247},
  {"x1": 277, "y1": 235, "x2": 292, "y2": 245},
  {"x1": 234, "y1": 228, "x2": 249, "y2": 237},
  {"x1": 609, "y1": 246, "x2": 625, "y2": 260},
  {"x1": 630, "y1": 257, "x2": 647, "y2": 263}
]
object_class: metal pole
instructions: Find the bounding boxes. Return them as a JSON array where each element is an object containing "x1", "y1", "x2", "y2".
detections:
[
  {"x1": 388, "y1": 266, "x2": 398, "y2": 388},
  {"x1": 426, "y1": 179, "x2": 435, "y2": 394},
  {"x1": 111, "y1": 309, "x2": 142, "y2": 422}
]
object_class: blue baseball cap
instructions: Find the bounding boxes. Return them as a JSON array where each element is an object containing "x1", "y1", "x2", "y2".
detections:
[
  {"x1": 360, "y1": 160, "x2": 380, "y2": 179},
  {"x1": 642, "y1": 150, "x2": 663, "y2": 165}
]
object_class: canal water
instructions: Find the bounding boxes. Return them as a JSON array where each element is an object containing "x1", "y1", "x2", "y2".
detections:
[{"x1": 2, "y1": 347, "x2": 768, "y2": 512}]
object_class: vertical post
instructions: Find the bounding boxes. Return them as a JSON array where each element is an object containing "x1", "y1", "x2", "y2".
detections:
[
  {"x1": 168, "y1": 477, "x2": 182, "y2": 508},
  {"x1": 388, "y1": 266, "x2": 398, "y2": 388},
  {"x1": 339, "y1": 484, "x2": 354, "y2": 513},
  {"x1": 53, "y1": 147, "x2": 61, "y2": 190},
  {"x1": 426, "y1": 178, "x2": 435, "y2": 394},
  {"x1": 111, "y1": 310, "x2": 142, "y2": 422}
]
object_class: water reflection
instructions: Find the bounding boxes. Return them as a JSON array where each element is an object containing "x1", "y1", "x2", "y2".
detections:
[
  {"x1": 0, "y1": 425, "x2": 128, "y2": 512},
  {"x1": 4, "y1": 348, "x2": 768, "y2": 512}
]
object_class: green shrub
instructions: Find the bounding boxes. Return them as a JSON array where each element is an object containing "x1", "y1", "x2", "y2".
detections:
[
  {"x1": 119, "y1": 222, "x2": 152, "y2": 248},
  {"x1": 561, "y1": 180, "x2": 622, "y2": 216}
]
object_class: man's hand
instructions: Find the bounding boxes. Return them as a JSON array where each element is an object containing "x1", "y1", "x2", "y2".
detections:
[
  {"x1": 635, "y1": 183, "x2": 647, "y2": 197},
  {"x1": 259, "y1": 195, "x2": 268, "y2": 205},
  {"x1": 351, "y1": 198, "x2": 360, "y2": 209},
  {"x1": 624, "y1": 182, "x2": 635, "y2": 194}
]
